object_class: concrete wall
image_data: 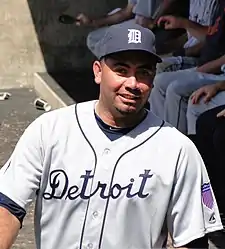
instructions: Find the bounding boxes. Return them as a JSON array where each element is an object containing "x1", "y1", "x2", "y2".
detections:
[{"x1": 0, "y1": 0, "x2": 126, "y2": 88}]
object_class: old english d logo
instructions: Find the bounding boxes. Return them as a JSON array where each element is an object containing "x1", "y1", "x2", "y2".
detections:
[{"x1": 128, "y1": 29, "x2": 141, "y2": 44}]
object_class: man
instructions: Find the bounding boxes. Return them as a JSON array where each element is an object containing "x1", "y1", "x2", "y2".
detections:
[
  {"x1": 58, "y1": 0, "x2": 187, "y2": 56},
  {"x1": 187, "y1": 78, "x2": 225, "y2": 137},
  {"x1": 155, "y1": 0, "x2": 218, "y2": 65},
  {"x1": 0, "y1": 23, "x2": 222, "y2": 249},
  {"x1": 150, "y1": 0, "x2": 218, "y2": 55},
  {"x1": 149, "y1": 0, "x2": 225, "y2": 134},
  {"x1": 195, "y1": 105, "x2": 225, "y2": 226},
  {"x1": 186, "y1": 80, "x2": 225, "y2": 225}
]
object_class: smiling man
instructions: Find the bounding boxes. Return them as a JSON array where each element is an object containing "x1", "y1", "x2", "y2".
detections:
[{"x1": 0, "y1": 23, "x2": 223, "y2": 249}]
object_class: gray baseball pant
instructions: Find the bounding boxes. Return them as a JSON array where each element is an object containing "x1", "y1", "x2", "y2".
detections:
[
  {"x1": 187, "y1": 91, "x2": 225, "y2": 135},
  {"x1": 149, "y1": 68, "x2": 225, "y2": 134}
]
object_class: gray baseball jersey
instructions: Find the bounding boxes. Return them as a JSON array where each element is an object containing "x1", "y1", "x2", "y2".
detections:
[{"x1": 0, "y1": 101, "x2": 223, "y2": 249}]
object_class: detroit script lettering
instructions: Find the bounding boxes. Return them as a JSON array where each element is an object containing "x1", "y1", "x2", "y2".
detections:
[{"x1": 43, "y1": 169, "x2": 153, "y2": 200}]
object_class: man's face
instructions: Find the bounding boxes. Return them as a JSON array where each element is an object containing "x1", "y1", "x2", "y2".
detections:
[{"x1": 93, "y1": 51, "x2": 157, "y2": 116}]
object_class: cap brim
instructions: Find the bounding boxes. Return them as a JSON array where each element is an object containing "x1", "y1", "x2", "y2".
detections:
[{"x1": 100, "y1": 48, "x2": 162, "y2": 63}]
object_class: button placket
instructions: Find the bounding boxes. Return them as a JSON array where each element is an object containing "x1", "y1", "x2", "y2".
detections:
[
  {"x1": 87, "y1": 243, "x2": 93, "y2": 248},
  {"x1": 92, "y1": 211, "x2": 99, "y2": 218},
  {"x1": 103, "y1": 148, "x2": 110, "y2": 155}
]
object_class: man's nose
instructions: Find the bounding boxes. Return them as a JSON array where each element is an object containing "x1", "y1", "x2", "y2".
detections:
[{"x1": 126, "y1": 76, "x2": 138, "y2": 89}]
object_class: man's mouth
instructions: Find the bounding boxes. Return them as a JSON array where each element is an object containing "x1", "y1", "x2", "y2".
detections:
[{"x1": 119, "y1": 94, "x2": 140, "y2": 100}]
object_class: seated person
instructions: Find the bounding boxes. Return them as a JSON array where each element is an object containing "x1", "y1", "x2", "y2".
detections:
[
  {"x1": 194, "y1": 105, "x2": 225, "y2": 224},
  {"x1": 187, "y1": 79, "x2": 225, "y2": 139},
  {"x1": 155, "y1": 0, "x2": 219, "y2": 72},
  {"x1": 151, "y1": 0, "x2": 218, "y2": 55},
  {"x1": 136, "y1": 0, "x2": 189, "y2": 54},
  {"x1": 149, "y1": 0, "x2": 225, "y2": 134},
  {"x1": 59, "y1": 0, "x2": 188, "y2": 56}
]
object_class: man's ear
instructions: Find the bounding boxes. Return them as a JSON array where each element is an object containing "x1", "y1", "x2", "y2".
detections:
[{"x1": 93, "y1": 60, "x2": 102, "y2": 85}]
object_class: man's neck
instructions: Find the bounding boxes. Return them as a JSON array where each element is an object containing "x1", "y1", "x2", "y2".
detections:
[{"x1": 95, "y1": 102, "x2": 147, "y2": 128}]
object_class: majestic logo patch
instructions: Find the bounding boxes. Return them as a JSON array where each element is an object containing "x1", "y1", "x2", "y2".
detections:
[
  {"x1": 201, "y1": 183, "x2": 214, "y2": 209},
  {"x1": 128, "y1": 29, "x2": 141, "y2": 44},
  {"x1": 209, "y1": 213, "x2": 216, "y2": 224}
]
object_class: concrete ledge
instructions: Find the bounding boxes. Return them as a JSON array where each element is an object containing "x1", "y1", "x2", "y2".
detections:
[{"x1": 34, "y1": 72, "x2": 75, "y2": 109}]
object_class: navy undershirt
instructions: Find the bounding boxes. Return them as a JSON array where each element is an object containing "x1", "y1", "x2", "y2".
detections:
[{"x1": 94, "y1": 110, "x2": 148, "y2": 140}]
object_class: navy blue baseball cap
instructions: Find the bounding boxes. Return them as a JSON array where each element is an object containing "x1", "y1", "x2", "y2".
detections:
[{"x1": 97, "y1": 22, "x2": 162, "y2": 63}]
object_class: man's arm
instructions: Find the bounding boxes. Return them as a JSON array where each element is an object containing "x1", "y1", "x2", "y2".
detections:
[
  {"x1": 76, "y1": 3, "x2": 135, "y2": 28},
  {"x1": 157, "y1": 16, "x2": 209, "y2": 40},
  {"x1": 197, "y1": 54, "x2": 225, "y2": 74},
  {"x1": 181, "y1": 19, "x2": 209, "y2": 41},
  {"x1": 184, "y1": 42, "x2": 204, "y2": 57},
  {"x1": 0, "y1": 207, "x2": 20, "y2": 249},
  {"x1": 153, "y1": 0, "x2": 177, "y2": 22}
]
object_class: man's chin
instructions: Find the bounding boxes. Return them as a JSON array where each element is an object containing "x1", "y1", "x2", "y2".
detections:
[{"x1": 115, "y1": 105, "x2": 138, "y2": 115}]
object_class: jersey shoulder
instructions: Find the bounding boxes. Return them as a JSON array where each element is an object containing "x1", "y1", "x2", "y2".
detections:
[
  {"x1": 36, "y1": 100, "x2": 95, "y2": 125},
  {"x1": 148, "y1": 112, "x2": 196, "y2": 152}
]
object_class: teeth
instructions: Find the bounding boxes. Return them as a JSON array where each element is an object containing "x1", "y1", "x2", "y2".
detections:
[{"x1": 122, "y1": 95, "x2": 136, "y2": 99}]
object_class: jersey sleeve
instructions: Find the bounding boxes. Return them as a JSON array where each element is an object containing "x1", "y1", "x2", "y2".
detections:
[
  {"x1": 167, "y1": 138, "x2": 223, "y2": 247},
  {"x1": 0, "y1": 115, "x2": 44, "y2": 211}
]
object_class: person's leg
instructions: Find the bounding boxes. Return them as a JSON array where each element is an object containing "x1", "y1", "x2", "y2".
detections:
[
  {"x1": 195, "y1": 106, "x2": 225, "y2": 214},
  {"x1": 156, "y1": 56, "x2": 197, "y2": 74},
  {"x1": 164, "y1": 72, "x2": 225, "y2": 134},
  {"x1": 187, "y1": 91, "x2": 225, "y2": 135},
  {"x1": 150, "y1": 68, "x2": 194, "y2": 119},
  {"x1": 154, "y1": 28, "x2": 186, "y2": 55},
  {"x1": 150, "y1": 67, "x2": 197, "y2": 119},
  {"x1": 213, "y1": 117, "x2": 225, "y2": 214}
]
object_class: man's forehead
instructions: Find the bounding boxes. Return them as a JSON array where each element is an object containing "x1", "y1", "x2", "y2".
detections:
[{"x1": 105, "y1": 51, "x2": 158, "y2": 67}]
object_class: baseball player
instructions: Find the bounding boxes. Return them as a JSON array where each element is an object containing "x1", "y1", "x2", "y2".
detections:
[{"x1": 0, "y1": 23, "x2": 223, "y2": 249}]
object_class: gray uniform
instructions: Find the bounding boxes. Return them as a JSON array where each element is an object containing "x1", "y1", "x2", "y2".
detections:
[
  {"x1": 0, "y1": 101, "x2": 223, "y2": 249},
  {"x1": 149, "y1": 68, "x2": 225, "y2": 134}
]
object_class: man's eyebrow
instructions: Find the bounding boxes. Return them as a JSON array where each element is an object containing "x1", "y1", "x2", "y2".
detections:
[
  {"x1": 110, "y1": 61, "x2": 156, "y2": 69},
  {"x1": 138, "y1": 64, "x2": 156, "y2": 70},
  {"x1": 113, "y1": 62, "x2": 130, "y2": 68}
]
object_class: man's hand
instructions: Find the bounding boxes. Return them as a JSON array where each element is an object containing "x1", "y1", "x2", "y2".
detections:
[
  {"x1": 217, "y1": 108, "x2": 225, "y2": 117},
  {"x1": 157, "y1": 15, "x2": 185, "y2": 30},
  {"x1": 135, "y1": 15, "x2": 154, "y2": 29},
  {"x1": 190, "y1": 84, "x2": 219, "y2": 104},
  {"x1": 75, "y1": 13, "x2": 91, "y2": 26}
]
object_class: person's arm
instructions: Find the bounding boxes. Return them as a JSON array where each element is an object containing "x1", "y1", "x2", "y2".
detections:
[
  {"x1": 153, "y1": 0, "x2": 177, "y2": 23},
  {"x1": 184, "y1": 42, "x2": 204, "y2": 57},
  {"x1": 138, "y1": 0, "x2": 177, "y2": 29},
  {"x1": 157, "y1": 16, "x2": 209, "y2": 40},
  {"x1": 0, "y1": 207, "x2": 20, "y2": 249},
  {"x1": 181, "y1": 18, "x2": 209, "y2": 41},
  {"x1": 76, "y1": 3, "x2": 135, "y2": 28},
  {"x1": 197, "y1": 54, "x2": 225, "y2": 74},
  {"x1": 190, "y1": 81, "x2": 225, "y2": 105},
  {"x1": 0, "y1": 115, "x2": 45, "y2": 248},
  {"x1": 215, "y1": 80, "x2": 225, "y2": 91}
]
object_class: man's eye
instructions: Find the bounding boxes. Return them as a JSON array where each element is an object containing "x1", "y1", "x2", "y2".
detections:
[
  {"x1": 137, "y1": 69, "x2": 155, "y2": 77},
  {"x1": 115, "y1": 68, "x2": 128, "y2": 75}
]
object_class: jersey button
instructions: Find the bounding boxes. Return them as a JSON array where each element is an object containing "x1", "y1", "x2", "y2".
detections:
[
  {"x1": 87, "y1": 243, "x2": 93, "y2": 248},
  {"x1": 103, "y1": 148, "x2": 110, "y2": 155},
  {"x1": 93, "y1": 211, "x2": 99, "y2": 218}
]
